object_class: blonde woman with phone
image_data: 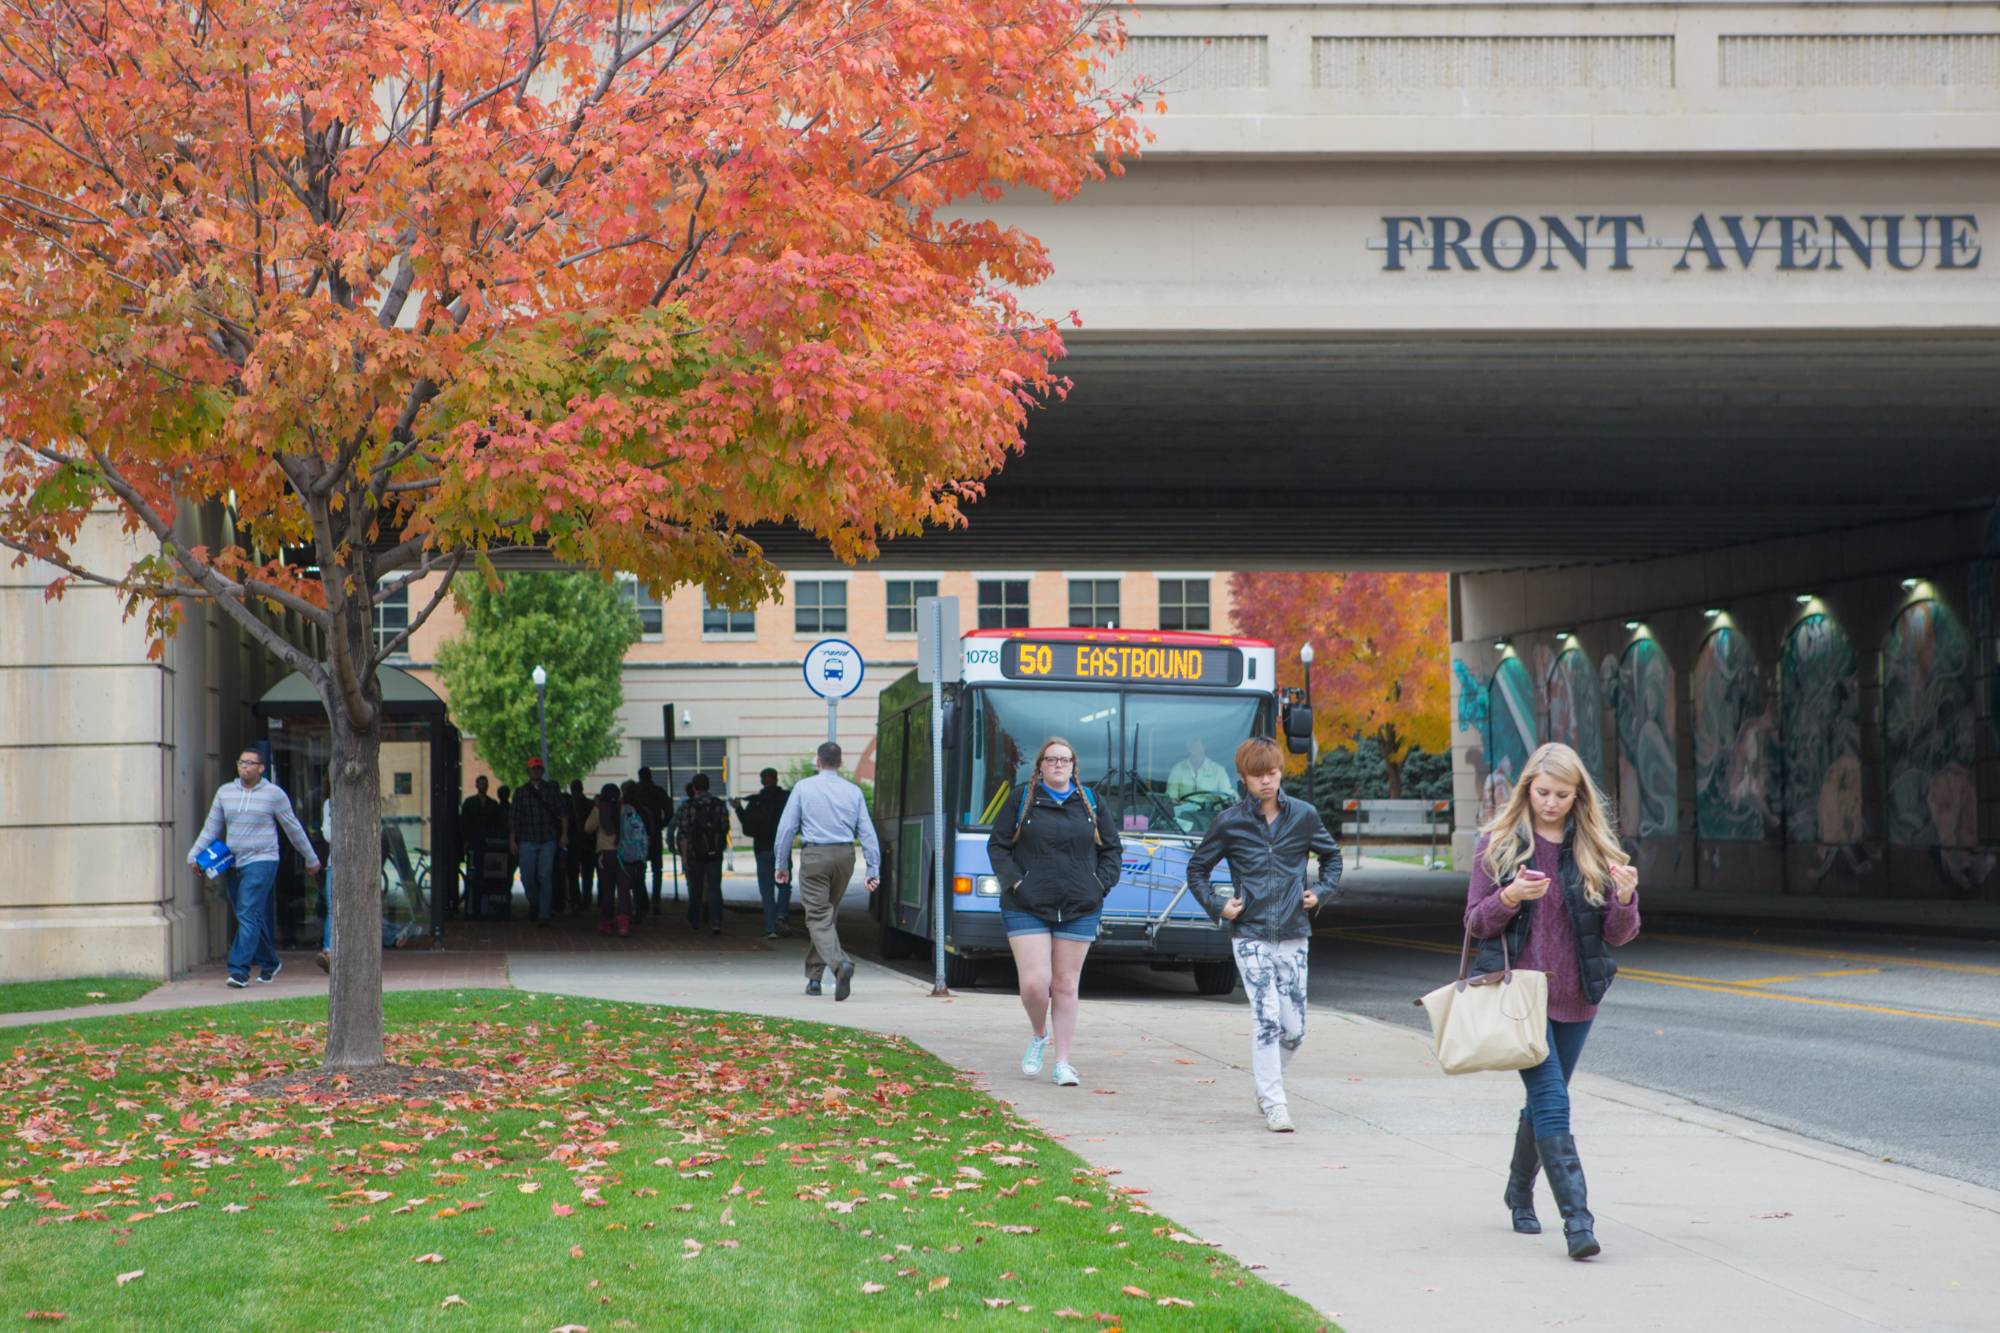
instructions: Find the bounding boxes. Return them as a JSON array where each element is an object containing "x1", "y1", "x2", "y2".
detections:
[{"x1": 1465, "y1": 742, "x2": 1641, "y2": 1260}]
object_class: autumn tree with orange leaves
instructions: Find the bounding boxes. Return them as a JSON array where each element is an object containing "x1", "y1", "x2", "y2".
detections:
[
  {"x1": 0, "y1": 0, "x2": 1145, "y2": 1068},
  {"x1": 1229, "y1": 572, "x2": 1450, "y2": 798}
]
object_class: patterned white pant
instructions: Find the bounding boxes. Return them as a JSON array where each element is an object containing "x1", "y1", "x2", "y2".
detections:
[{"x1": 1232, "y1": 936, "x2": 1310, "y2": 1109}]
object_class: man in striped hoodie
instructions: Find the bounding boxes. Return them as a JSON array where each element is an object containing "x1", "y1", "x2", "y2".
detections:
[{"x1": 188, "y1": 746, "x2": 321, "y2": 988}]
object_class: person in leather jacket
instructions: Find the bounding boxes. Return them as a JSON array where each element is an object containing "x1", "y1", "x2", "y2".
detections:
[
  {"x1": 1186, "y1": 736, "x2": 1342, "y2": 1132},
  {"x1": 987, "y1": 736, "x2": 1123, "y2": 1088}
]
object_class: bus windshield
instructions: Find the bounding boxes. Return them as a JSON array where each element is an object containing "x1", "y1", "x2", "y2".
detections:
[{"x1": 964, "y1": 686, "x2": 1271, "y2": 838}]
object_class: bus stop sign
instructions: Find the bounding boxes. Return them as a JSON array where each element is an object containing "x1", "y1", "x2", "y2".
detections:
[{"x1": 803, "y1": 638, "x2": 865, "y2": 699}]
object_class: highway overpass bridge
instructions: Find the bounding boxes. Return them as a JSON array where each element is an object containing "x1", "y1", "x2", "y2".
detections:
[{"x1": 762, "y1": 1, "x2": 2000, "y2": 916}]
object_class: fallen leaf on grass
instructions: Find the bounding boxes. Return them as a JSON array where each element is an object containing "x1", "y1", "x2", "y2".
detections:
[
  {"x1": 518, "y1": 1182, "x2": 541, "y2": 1194},
  {"x1": 413, "y1": 1253, "x2": 446, "y2": 1264},
  {"x1": 23, "y1": 1315, "x2": 66, "y2": 1323},
  {"x1": 550, "y1": 1203, "x2": 573, "y2": 1217},
  {"x1": 223, "y1": 1203, "x2": 250, "y2": 1214},
  {"x1": 569, "y1": 1246, "x2": 584, "y2": 1259},
  {"x1": 861, "y1": 1282, "x2": 886, "y2": 1294},
  {"x1": 1156, "y1": 1296, "x2": 1195, "y2": 1308},
  {"x1": 114, "y1": 1271, "x2": 144, "y2": 1287},
  {"x1": 440, "y1": 1295, "x2": 467, "y2": 1309},
  {"x1": 549, "y1": 1325, "x2": 588, "y2": 1332},
  {"x1": 1121, "y1": 1286, "x2": 1149, "y2": 1298},
  {"x1": 928, "y1": 1276, "x2": 951, "y2": 1292},
  {"x1": 983, "y1": 1298, "x2": 1013, "y2": 1309}
]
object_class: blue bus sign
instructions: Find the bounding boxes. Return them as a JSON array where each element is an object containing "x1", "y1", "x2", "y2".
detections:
[{"x1": 803, "y1": 638, "x2": 864, "y2": 699}]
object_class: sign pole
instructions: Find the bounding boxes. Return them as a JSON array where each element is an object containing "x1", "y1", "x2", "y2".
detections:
[
  {"x1": 827, "y1": 696, "x2": 838, "y2": 745},
  {"x1": 927, "y1": 597, "x2": 949, "y2": 996}
]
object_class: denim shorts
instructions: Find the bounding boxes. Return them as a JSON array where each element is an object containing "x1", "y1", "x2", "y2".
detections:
[{"x1": 1001, "y1": 908, "x2": 1101, "y2": 942}]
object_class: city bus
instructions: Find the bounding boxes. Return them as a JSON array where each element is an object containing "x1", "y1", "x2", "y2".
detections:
[{"x1": 869, "y1": 627, "x2": 1281, "y2": 991}]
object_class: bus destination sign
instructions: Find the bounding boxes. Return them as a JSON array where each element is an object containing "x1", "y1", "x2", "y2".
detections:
[{"x1": 1001, "y1": 639, "x2": 1243, "y2": 687}]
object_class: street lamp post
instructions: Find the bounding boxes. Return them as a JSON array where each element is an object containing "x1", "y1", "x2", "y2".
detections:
[
  {"x1": 1298, "y1": 642, "x2": 1316, "y2": 810},
  {"x1": 531, "y1": 665, "x2": 549, "y2": 773}
]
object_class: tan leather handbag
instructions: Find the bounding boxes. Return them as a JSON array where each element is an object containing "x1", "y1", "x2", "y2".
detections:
[{"x1": 1415, "y1": 929, "x2": 1549, "y2": 1075}]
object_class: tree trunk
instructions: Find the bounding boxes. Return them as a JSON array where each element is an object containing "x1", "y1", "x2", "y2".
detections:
[
  {"x1": 325, "y1": 687, "x2": 387, "y2": 1070},
  {"x1": 1378, "y1": 724, "x2": 1406, "y2": 800}
]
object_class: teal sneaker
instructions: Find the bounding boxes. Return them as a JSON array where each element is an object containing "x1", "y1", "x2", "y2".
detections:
[
  {"x1": 1021, "y1": 1033, "x2": 1050, "y2": 1077},
  {"x1": 1051, "y1": 1061, "x2": 1080, "y2": 1087}
]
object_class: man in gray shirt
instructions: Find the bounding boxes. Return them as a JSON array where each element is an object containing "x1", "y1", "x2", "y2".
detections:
[
  {"x1": 773, "y1": 742, "x2": 881, "y2": 1000},
  {"x1": 188, "y1": 746, "x2": 321, "y2": 988}
]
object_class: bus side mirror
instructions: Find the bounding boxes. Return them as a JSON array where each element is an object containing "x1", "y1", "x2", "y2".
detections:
[{"x1": 1283, "y1": 703, "x2": 1314, "y2": 755}]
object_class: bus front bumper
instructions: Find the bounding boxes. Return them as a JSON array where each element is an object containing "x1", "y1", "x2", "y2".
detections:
[{"x1": 949, "y1": 911, "x2": 1229, "y2": 963}]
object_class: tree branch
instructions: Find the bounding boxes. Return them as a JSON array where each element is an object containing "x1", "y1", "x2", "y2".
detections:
[{"x1": 372, "y1": 551, "x2": 465, "y2": 668}]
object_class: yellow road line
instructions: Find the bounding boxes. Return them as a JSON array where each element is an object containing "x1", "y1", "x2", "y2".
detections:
[
  {"x1": 1732, "y1": 975, "x2": 1807, "y2": 986},
  {"x1": 1648, "y1": 933, "x2": 2000, "y2": 977},
  {"x1": 1618, "y1": 974, "x2": 2000, "y2": 1031},
  {"x1": 1331, "y1": 932, "x2": 2000, "y2": 1029},
  {"x1": 1812, "y1": 967, "x2": 1884, "y2": 979}
]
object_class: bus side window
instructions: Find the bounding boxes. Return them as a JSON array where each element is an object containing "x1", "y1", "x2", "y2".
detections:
[
  {"x1": 876, "y1": 712, "x2": 905, "y2": 823},
  {"x1": 906, "y1": 706, "x2": 934, "y2": 819}
]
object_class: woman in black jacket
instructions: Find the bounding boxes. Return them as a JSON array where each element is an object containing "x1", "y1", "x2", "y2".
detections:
[{"x1": 987, "y1": 736, "x2": 1123, "y2": 1088}]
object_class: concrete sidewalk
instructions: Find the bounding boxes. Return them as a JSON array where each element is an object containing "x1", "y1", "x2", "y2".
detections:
[{"x1": 512, "y1": 944, "x2": 2000, "y2": 1333}]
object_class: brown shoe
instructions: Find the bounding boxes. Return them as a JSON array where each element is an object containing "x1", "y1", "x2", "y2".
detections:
[{"x1": 314, "y1": 950, "x2": 330, "y2": 973}]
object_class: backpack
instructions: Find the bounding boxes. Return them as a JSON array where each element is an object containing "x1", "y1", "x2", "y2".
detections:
[
  {"x1": 687, "y1": 795, "x2": 730, "y2": 859},
  {"x1": 618, "y1": 807, "x2": 649, "y2": 862},
  {"x1": 1010, "y1": 783, "x2": 1101, "y2": 847}
]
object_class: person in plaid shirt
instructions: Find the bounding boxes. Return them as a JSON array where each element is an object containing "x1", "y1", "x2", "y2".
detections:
[{"x1": 510, "y1": 756, "x2": 569, "y2": 924}]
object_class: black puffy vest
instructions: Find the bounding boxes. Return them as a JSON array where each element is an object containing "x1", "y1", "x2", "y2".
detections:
[{"x1": 1472, "y1": 831, "x2": 1619, "y2": 1005}]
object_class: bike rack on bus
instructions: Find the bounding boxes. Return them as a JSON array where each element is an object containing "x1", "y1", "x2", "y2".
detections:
[{"x1": 1145, "y1": 880, "x2": 1194, "y2": 940}]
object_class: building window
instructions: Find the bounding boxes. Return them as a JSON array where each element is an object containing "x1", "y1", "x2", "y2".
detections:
[
  {"x1": 701, "y1": 591, "x2": 754, "y2": 636},
  {"x1": 1068, "y1": 578, "x2": 1120, "y2": 629},
  {"x1": 618, "y1": 575, "x2": 663, "y2": 639},
  {"x1": 886, "y1": 579, "x2": 939, "y2": 635},
  {"x1": 372, "y1": 584, "x2": 410, "y2": 654},
  {"x1": 1158, "y1": 578, "x2": 1211, "y2": 631},
  {"x1": 977, "y1": 579, "x2": 1030, "y2": 629},
  {"x1": 794, "y1": 579, "x2": 847, "y2": 634},
  {"x1": 639, "y1": 737, "x2": 730, "y2": 798}
]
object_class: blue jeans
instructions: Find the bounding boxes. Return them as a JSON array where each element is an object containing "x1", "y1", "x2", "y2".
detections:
[
  {"x1": 519, "y1": 840, "x2": 559, "y2": 920},
  {"x1": 319, "y1": 879, "x2": 408, "y2": 951},
  {"x1": 755, "y1": 846, "x2": 789, "y2": 933},
  {"x1": 1518, "y1": 1018, "x2": 1594, "y2": 1138},
  {"x1": 226, "y1": 860, "x2": 282, "y2": 979}
]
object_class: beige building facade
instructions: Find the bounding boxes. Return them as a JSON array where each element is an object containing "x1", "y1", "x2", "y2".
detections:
[{"x1": 403, "y1": 569, "x2": 1238, "y2": 799}]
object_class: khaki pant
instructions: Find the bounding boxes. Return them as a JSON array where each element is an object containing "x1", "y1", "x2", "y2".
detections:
[{"x1": 799, "y1": 844, "x2": 856, "y2": 979}]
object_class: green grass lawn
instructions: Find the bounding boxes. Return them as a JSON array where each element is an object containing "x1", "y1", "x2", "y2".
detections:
[
  {"x1": 0, "y1": 991, "x2": 1334, "y2": 1331},
  {"x1": 0, "y1": 977, "x2": 161, "y2": 1016}
]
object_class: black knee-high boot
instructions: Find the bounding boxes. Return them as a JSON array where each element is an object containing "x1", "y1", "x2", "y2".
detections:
[
  {"x1": 1504, "y1": 1115, "x2": 1542, "y2": 1234},
  {"x1": 1536, "y1": 1133, "x2": 1600, "y2": 1259}
]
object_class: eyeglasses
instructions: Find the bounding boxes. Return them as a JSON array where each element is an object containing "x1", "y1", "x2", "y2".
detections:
[{"x1": 1043, "y1": 755, "x2": 1075, "y2": 765}]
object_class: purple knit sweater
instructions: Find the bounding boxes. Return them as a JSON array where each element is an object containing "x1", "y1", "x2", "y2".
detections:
[{"x1": 1464, "y1": 833, "x2": 1641, "y2": 1022}]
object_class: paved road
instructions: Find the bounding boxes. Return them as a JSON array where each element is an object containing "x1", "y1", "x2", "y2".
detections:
[{"x1": 833, "y1": 872, "x2": 2000, "y2": 1193}]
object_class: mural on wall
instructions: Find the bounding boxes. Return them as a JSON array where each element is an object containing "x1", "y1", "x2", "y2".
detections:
[
  {"x1": 1484, "y1": 656, "x2": 1537, "y2": 823},
  {"x1": 1778, "y1": 613, "x2": 1869, "y2": 880},
  {"x1": 1546, "y1": 648, "x2": 1609, "y2": 796},
  {"x1": 1693, "y1": 628, "x2": 1778, "y2": 841},
  {"x1": 1976, "y1": 507, "x2": 2000, "y2": 750},
  {"x1": 1883, "y1": 600, "x2": 1993, "y2": 888},
  {"x1": 1453, "y1": 657, "x2": 1490, "y2": 804},
  {"x1": 1603, "y1": 639, "x2": 1676, "y2": 840}
]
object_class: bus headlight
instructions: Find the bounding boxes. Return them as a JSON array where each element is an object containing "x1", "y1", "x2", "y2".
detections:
[{"x1": 976, "y1": 876, "x2": 1001, "y2": 897}]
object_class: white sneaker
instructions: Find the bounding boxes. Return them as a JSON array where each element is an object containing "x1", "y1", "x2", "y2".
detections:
[
  {"x1": 1050, "y1": 1061, "x2": 1080, "y2": 1087},
  {"x1": 1021, "y1": 1034, "x2": 1050, "y2": 1077},
  {"x1": 1264, "y1": 1103, "x2": 1295, "y2": 1133}
]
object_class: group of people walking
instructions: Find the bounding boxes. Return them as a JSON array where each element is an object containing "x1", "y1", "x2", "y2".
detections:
[
  {"x1": 977, "y1": 732, "x2": 1639, "y2": 1262},
  {"x1": 188, "y1": 729, "x2": 1638, "y2": 1262}
]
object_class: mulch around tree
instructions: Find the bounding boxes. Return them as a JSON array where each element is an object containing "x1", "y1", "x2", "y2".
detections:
[{"x1": 235, "y1": 1063, "x2": 487, "y2": 1100}]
